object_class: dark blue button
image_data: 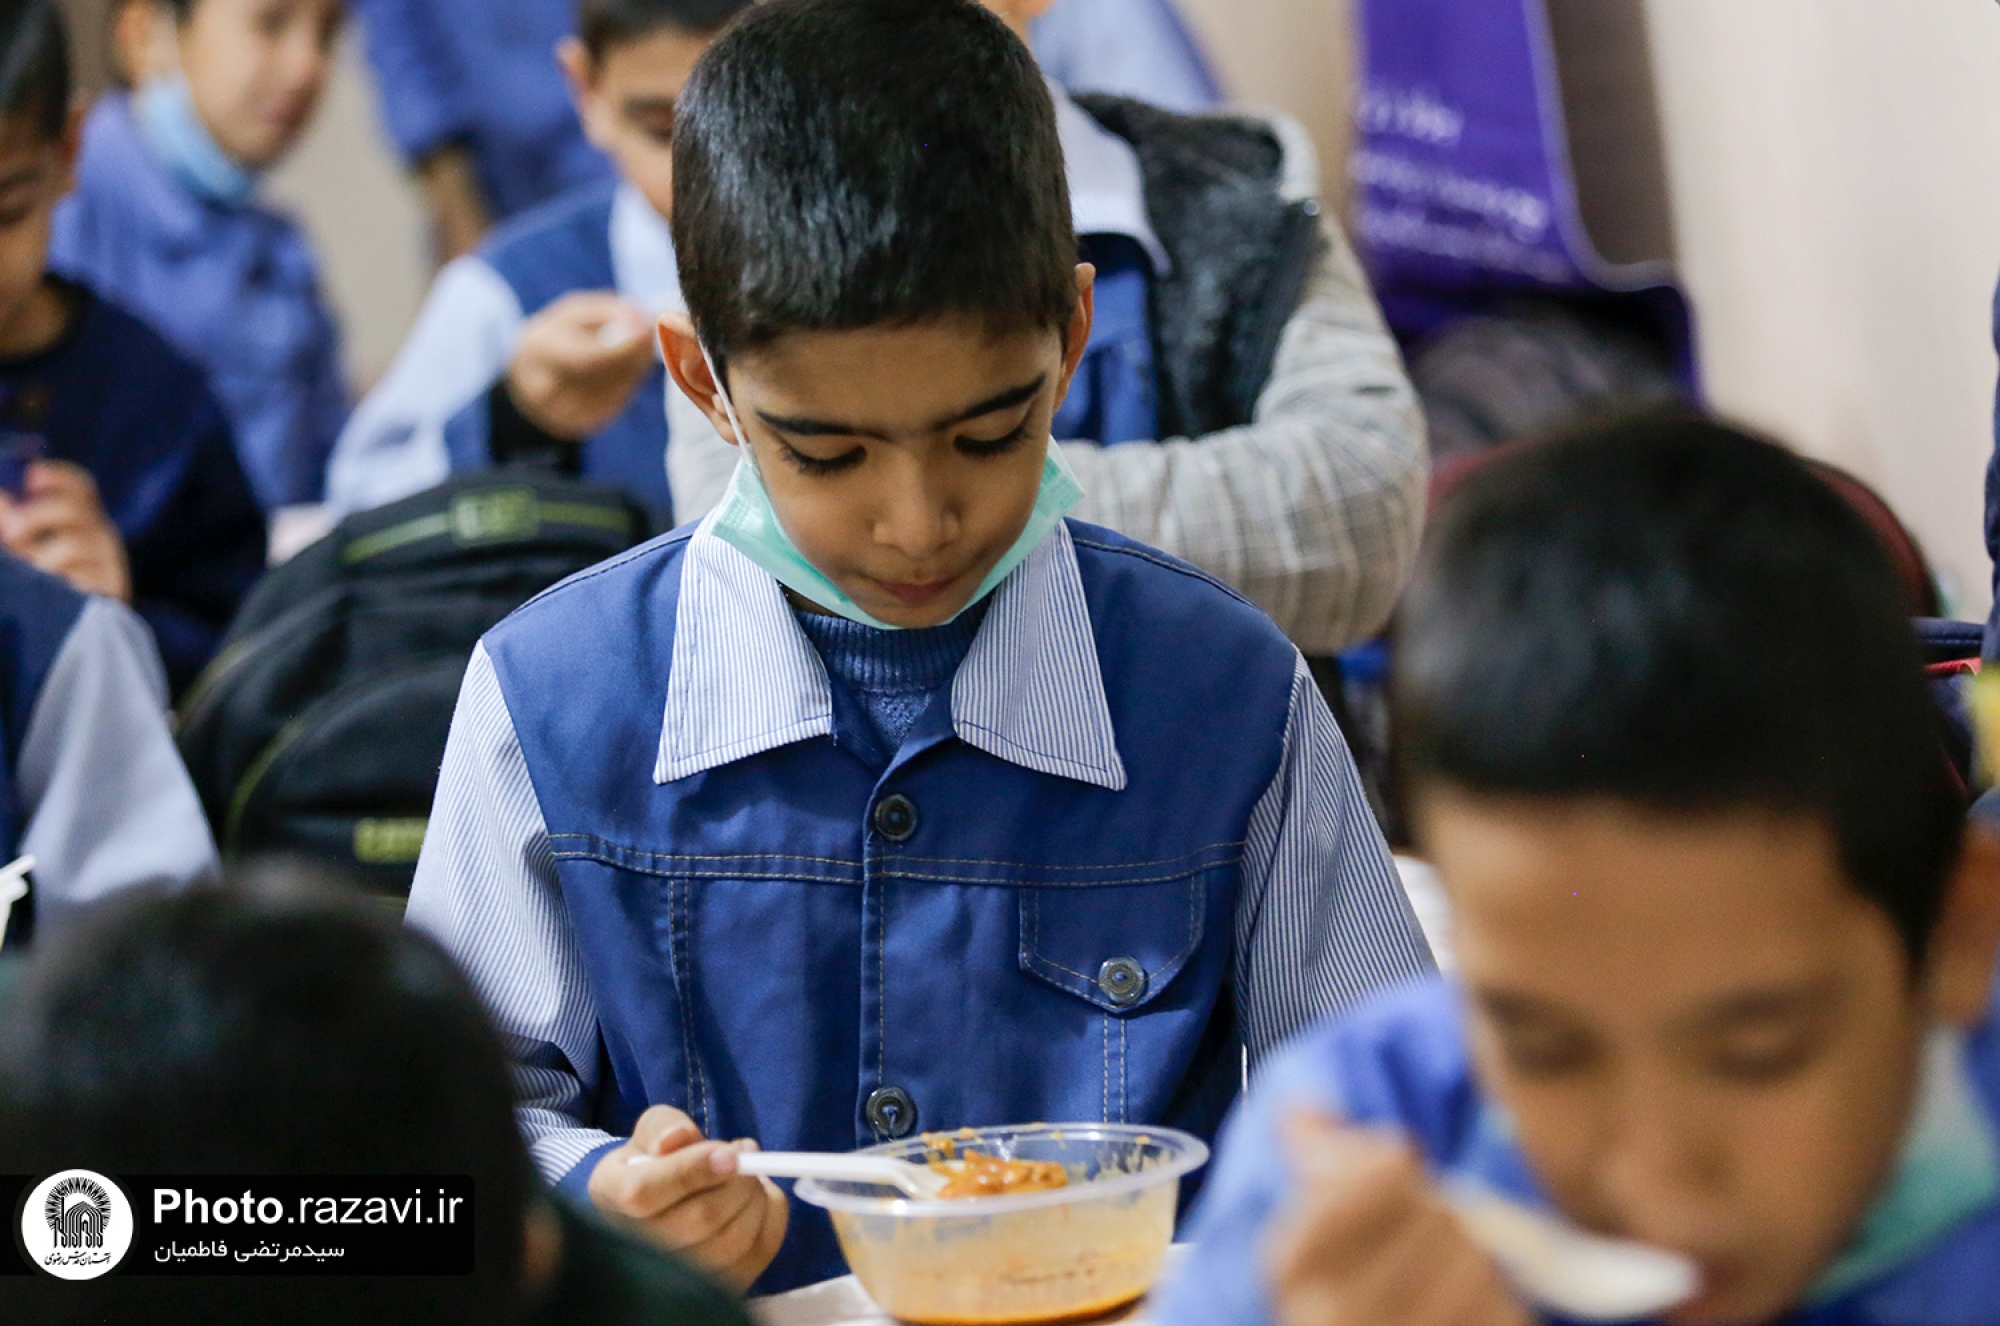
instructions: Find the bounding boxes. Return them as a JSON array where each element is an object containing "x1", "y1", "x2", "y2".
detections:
[
  {"x1": 865, "y1": 1086, "x2": 918, "y2": 1139},
  {"x1": 1098, "y1": 956, "x2": 1149, "y2": 1008},
  {"x1": 873, "y1": 794, "x2": 918, "y2": 843}
]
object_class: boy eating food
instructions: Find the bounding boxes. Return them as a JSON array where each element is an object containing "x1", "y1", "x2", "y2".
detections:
[
  {"x1": 1155, "y1": 417, "x2": 2000, "y2": 1326},
  {"x1": 408, "y1": 0, "x2": 1431, "y2": 1295}
]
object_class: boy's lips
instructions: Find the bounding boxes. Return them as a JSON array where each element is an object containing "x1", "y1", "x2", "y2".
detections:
[{"x1": 868, "y1": 574, "x2": 964, "y2": 607}]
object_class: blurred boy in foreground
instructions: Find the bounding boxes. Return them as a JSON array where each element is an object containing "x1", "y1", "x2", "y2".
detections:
[
  {"x1": 0, "y1": 884, "x2": 754, "y2": 1325},
  {"x1": 1157, "y1": 418, "x2": 2000, "y2": 1326}
]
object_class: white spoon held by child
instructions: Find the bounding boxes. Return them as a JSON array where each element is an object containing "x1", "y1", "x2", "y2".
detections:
[
  {"x1": 1445, "y1": 1183, "x2": 1701, "y2": 1323},
  {"x1": 626, "y1": 1146, "x2": 949, "y2": 1200},
  {"x1": 0, "y1": 855, "x2": 32, "y2": 948}
]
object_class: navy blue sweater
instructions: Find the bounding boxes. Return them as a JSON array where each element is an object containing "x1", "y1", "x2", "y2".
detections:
[{"x1": 0, "y1": 281, "x2": 265, "y2": 693}]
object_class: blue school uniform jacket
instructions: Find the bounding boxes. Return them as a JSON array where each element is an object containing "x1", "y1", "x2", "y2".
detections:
[
  {"x1": 1, "y1": 282, "x2": 266, "y2": 693},
  {"x1": 51, "y1": 95, "x2": 349, "y2": 511},
  {"x1": 326, "y1": 182, "x2": 676, "y2": 528},
  {"x1": 407, "y1": 517, "x2": 1432, "y2": 1293},
  {"x1": 1157, "y1": 976, "x2": 2000, "y2": 1326}
]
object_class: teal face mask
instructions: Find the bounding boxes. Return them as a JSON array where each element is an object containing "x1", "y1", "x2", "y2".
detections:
[
  {"x1": 698, "y1": 346, "x2": 1084, "y2": 630},
  {"x1": 134, "y1": 75, "x2": 260, "y2": 209},
  {"x1": 1809, "y1": 1027, "x2": 2000, "y2": 1303}
]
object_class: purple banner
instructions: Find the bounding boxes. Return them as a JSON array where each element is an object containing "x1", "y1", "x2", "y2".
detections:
[{"x1": 1356, "y1": 0, "x2": 1692, "y2": 368}]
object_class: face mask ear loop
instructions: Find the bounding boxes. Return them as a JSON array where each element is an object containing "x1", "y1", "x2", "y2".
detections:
[{"x1": 698, "y1": 342, "x2": 762, "y2": 478}]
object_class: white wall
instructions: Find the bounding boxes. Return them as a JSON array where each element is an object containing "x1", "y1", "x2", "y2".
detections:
[
  {"x1": 264, "y1": 39, "x2": 428, "y2": 390},
  {"x1": 1177, "y1": 0, "x2": 1351, "y2": 194},
  {"x1": 1645, "y1": 0, "x2": 2000, "y2": 618}
]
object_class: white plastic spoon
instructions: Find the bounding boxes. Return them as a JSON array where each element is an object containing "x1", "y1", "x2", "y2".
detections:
[
  {"x1": 0, "y1": 855, "x2": 32, "y2": 948},
  {"x1": 625, "y1": 1146, "x2": 950, "y2": 1200},
  {"x1": 1448, "y1": 1186, "x2": 1701, "y2": 1323}
]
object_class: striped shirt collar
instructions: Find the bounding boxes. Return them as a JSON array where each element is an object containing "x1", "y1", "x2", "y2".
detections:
[{"x1": 656, "y1": 519, "x2": 1127, "y2": 791}]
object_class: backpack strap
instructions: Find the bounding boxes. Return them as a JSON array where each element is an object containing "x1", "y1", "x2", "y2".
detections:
[{"x1": 1072, "y1": 94, "x2": 1323, "y2": 438}]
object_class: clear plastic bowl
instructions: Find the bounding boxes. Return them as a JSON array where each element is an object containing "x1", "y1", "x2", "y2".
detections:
[{"x1": 794, "y1": 1123, "x2": 1208, "y2": 1325}]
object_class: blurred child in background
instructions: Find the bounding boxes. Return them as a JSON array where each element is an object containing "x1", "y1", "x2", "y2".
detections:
[
  {"x1": 1157, "y1": 419, "x2": 2000, "y2": 1326},
  {"x1": 52, "y1": 0, "x2": 349, "y2": 512},
  {"x1": 350, "y1": 0, "x2": 1222, "y2": 265},
  {"x1": 670, "y1": 0, "x2": 1425, "y2": 656},
  {"x1": 0, "y1": 551, "x2": 216, "y2": 949},
  {"x1": 0, "y1": 0, "x2": 264, "y2": 691},
  {"x1": 325, "y1": 0, "x2": 743, "y2": 530}
]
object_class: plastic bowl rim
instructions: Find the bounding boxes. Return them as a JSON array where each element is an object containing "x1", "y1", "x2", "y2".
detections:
[{"x1": 792, "y1": 1121, "x2": 1210, "y2": 1219}]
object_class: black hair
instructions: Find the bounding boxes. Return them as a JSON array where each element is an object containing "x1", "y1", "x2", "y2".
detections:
[
  {"x1": 672, "y1": 0, "x2": 1077, "y2": 368},
  {"x1": 1393, "y1": 415, "x2": 1965, "y2": 964},
  {"x1": 577, "y1": 0, "x2": 749, "y2": 60},
  {"x1": 0, "y1": 887, "x2": 533, "y2": 1323},
  {"x1": 0, "y1": 0, "x2": 68, "y2": 143}
]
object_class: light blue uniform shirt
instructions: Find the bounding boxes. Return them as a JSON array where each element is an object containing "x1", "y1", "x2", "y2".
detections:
[
  {"x1": 50, "y1": 95, "x2": 350, "y2": 511},
  {"x1": 1033, "y1": 0, "x2": 1224, "y2": 113},
  {"x1": 3, "y1": 564, "x2": 218, "y2": 942}
]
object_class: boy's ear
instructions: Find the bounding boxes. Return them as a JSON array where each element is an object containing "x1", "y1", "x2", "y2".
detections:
[
  {"x1": 658, "y1": 312, "x2": 740, "y2": 446},
  {"x1": 1925, "y1": 820, "x2": 2000, "y2": 1026},
  {"x1": 1053, "y1": 263, "x2": 1096, "y2": 408},
  {"x1": 557, "y1": 38, "x2": 612, "y2": 152}
]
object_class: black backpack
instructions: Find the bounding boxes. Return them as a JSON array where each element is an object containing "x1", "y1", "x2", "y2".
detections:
[{"x1": 177, "y1": 473, "x2": 649, "y2": 897}]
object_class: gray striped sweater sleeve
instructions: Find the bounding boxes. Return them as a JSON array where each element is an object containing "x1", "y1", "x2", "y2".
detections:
[
  {"x1": 1058, "y1": 214, "x2": 1429, "y2": 657},
  {"x1": 1234, "y1": 654, "x2": 1435, "y2": 1068},
  {"x1": 405, "y1": 643, "x2": 618, "y2": 1184}
]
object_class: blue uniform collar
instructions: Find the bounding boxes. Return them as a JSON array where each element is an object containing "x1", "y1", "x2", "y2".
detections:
[
  {"x1": 607, "y1": 182, "x2": 682, "y2": 318},
  {"x1": 80, "y1": 95, "x2": 239, "y2": 256},
  {"x1": 1053, "y1": 81, "x2": 1172, "y2": 276},
  {"x1": 656, "y1": 519, "x2": 1127, "y2": 791}
]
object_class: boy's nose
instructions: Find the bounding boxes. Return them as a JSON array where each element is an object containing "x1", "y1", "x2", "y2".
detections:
[
  {"x1": 1590, "y1": 1088, "x2": 1731, "y2": 1246},
  {"x1": 870, "y1": 467, "x2": 960, "y2": 564}
]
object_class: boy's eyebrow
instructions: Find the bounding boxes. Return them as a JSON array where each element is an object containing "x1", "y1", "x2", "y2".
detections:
[
  {"x1": 1679, "y1": 978, "x2": 1843, "y2": 1034},
  {"x1": 755, "y1": 376, "x2": 1048, "y2": 441},
  {"x1": 621, "y1": 96, "x2": 679, "y2": 118},
  {"x1": 0, "y1": 163, "x2": 44, "y2": 193}
]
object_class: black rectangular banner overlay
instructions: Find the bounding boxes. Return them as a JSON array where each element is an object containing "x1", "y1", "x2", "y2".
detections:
[{"x1": 4, "y1": 1176, "x2": 475, "y2": 1276}]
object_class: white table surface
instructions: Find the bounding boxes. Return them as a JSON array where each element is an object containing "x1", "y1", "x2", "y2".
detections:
[{"x1": 751, "y1": 1249, "x2": 1179, "y2": 1326}]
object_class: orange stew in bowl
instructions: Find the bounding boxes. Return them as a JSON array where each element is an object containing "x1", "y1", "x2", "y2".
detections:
[{"x1": 930, "y1": 1148, "x2": 1070, "y2": 1200}]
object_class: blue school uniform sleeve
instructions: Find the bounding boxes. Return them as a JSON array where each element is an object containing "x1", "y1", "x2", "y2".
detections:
[
  {"x1": 325, "y1": 255, "x2": 526, "y2": 513},
  {"x1": 350, "y1": 0, "x2": 473, "y2": 165},
  {"x1": 1233, "y1": 655, "x2": 1434, "y2": 1063},
  {"x1": 405, "y1": 643, "x2": 623, "y2": 1190},
  {"x1": 1031, "y1": 0, "x2": 1224, "y2": 114},
  {"x1": 16, "y1": 598, "x2": 218, "y2": 932},
  {"x1": 1152, "y1": 1031, "x2": 1349, "y2": 1326},
  {"x1": 1156, "y1": 981, "x2": 1478, "y2": 1326}
]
